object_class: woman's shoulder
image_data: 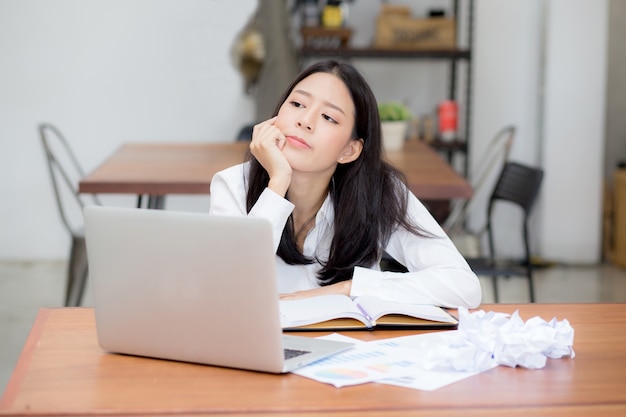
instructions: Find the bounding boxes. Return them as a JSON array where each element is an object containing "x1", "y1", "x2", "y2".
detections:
[
  {"x1": 211, "y1": 161, "x2": 251, "y2": 191},
  {"x1": 214, "y1": 161, "x2": 250, "y2": 179}
]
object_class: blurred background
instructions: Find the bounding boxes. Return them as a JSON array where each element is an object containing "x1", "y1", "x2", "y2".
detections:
[{"x1": 1, "y1": 0, "x2": 624, "y2": 265}]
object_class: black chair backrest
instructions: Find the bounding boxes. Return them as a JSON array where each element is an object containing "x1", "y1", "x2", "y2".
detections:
[
  {"x1": 489, "y1": 161, "x2": 544, "y2": 217},
  {"x1": 483, "y1": 161, "x2": 544, "y2": 267},
  {"x1": 443, "y1": 125, "x2": 516, "y2": 234}
]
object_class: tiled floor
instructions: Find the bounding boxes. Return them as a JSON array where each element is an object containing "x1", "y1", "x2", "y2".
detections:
[{"x1": 1, "y1": 260, "x2": 626, "y2": 396}]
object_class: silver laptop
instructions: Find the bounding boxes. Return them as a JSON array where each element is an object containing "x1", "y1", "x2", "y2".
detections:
[{"x1": 84, "y1": 205, "x2": 352, "y2": 373}]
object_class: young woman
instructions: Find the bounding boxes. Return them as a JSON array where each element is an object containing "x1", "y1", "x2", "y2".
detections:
[{"x1": 209, "y1": 60, "x2": 481, "y2": 309}]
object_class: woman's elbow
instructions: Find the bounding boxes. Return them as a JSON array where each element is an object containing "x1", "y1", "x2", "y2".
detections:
[{"x1": 461, "y1": 272, "x2": 482, "y2": 309}]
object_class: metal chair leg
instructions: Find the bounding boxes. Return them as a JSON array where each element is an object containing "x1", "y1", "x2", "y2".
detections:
[
  {"x1": 492, "y1": 276, "x2": 499, "y2": 303},
  {"x1": 65, "y1": 236, "x2": 88, "y2": 307},
  {"x1": 528, "y1": 274, "x2": 536, "y2": 303}
]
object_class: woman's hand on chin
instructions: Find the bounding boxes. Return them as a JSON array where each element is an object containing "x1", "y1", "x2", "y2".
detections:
[
  {"x1": 250, "y1": 117, "x2": 292, "y2": 196},
  {"x1": 279, "y1": 281, "x2": 352, "y2": 300}
]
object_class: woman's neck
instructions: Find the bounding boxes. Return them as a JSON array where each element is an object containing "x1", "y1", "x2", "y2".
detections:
[
  {"x1": 287, "y1": 172, "x2": 332, "y2": 250},
  {"x1": 288, "y1": 172, "x2": 331, "y2": 214}
]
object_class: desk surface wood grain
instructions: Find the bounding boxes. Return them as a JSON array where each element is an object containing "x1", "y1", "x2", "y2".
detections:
[
  {"x1": 2, "y1": 303, "x2": 625, "y2": 416},
  {"x1": 78, "y1": 141, "x2": 472, "y2": 201}
]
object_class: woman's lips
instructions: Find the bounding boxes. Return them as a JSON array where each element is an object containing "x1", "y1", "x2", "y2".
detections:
[{"x1": 285, "y1": 135, "x2": 311, "y2": 149}]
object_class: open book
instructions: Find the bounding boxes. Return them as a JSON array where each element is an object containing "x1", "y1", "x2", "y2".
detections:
[{"x1": 279, "y1": 295, "x2": 458, "y2": 330}]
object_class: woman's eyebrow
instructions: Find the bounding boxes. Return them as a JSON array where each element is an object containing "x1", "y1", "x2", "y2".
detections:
[{"x1": 293, "y1": 89, "x2": 347, "y2": 116}]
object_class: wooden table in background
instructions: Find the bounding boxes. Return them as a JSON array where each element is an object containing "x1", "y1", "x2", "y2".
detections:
[
  {"x1": 2, "y1": 303, "x2": 625, "y2": 416},
  {"x1": 78, "y1": 141, "x2": 471, "y2": 212}
]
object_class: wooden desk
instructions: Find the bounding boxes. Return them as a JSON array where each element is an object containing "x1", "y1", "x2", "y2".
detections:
[
  {"x1": 79, "y1": 142, "x2": 250, "y2": 208},
  {"x1": 78, "y1": 141, "x2": 471, "y2": 209},
  {"x1": 2, "y1": 304, "x2": 625, "y2": 416}
]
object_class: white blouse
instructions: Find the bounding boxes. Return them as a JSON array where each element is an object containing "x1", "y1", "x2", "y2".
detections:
[{"x1": 209, "y1": 162, "x2": 482, "y2": 309}]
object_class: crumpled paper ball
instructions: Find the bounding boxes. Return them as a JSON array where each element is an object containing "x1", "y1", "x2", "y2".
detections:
[{"x1": 425, "y1": 307, "x2": 575, "y2": 372}]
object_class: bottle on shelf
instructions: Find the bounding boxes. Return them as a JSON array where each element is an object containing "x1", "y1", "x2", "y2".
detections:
[
  {"x1": 322, "y1": 0, "x2": 346, "y2": 28},
  {"x1": 438, "y1": 100, "x2": 458, "y2": 141}
]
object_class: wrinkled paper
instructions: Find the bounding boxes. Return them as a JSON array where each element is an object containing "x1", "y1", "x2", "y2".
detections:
[{"x1": 424, "y1": 307, "x2": 575, "y2": 372}]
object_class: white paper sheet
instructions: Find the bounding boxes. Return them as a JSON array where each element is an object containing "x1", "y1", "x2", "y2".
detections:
[
  {"x1": 291, "y1": 307, "x2": 575, "y2": 391},
  {"x1": 293, "y1": 332, "x2": 496, "y2": 390},
  {"x1": 292, "y1": 334, "x2": 423, "y2": 387}
]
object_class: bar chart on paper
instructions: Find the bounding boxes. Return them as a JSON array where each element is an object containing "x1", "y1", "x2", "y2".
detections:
[
  {"x1": 293, "y1": 333, "x2": 497, "y2": 391},
  {"x1": 293, "y1": 342, "x2": 419, "y2": 387}
]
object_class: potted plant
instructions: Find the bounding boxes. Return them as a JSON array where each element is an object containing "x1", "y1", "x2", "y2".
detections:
[{"x1": 378, "y1": 101, "x2": 411, "y2": 151}]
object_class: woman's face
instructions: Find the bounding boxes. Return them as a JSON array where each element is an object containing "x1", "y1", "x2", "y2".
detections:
[{"x1": 274, "y1": 72, "x2": 362, "y2": 175}]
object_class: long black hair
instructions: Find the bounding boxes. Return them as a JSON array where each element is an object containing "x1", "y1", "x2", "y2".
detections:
[{"x1": 245, "y1": 60, "x2": 426, "y2": 285}]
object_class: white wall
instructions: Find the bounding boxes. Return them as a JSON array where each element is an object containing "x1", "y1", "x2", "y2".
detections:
[
  {"x1": 0, "y1": 0, "x2": 610, "y2": 263},
  {"x1": 539, "y1": 0, "x2": 607, "y2": 263},
  {"x1": 0, "y1": 0, "x2": 257, "y2": 259},
  {"x1": 605, "y1": 0, "x2": 626, "y2": 179},
  {"x1": 470, "y1": 0, "x2": 607, "y2": 264},
  {"x1": 469, "y1": 0, "x2": 544, "y2": 259},
  {"x1": 605, "y1": 0, "x2": 626, "y2": 178}
]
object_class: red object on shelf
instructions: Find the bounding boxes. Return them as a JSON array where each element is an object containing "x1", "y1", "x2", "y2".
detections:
[{"x1": 438, "y1": 100, "x2": 458, "y2": 140}]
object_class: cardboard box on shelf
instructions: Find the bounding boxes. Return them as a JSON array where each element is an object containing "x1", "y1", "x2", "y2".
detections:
[
  {"x1": 300, "y1": 26, "x2": 352, "y2": 49},
  {"x1": 373, "y1": 5, "x2": 456, "y2": 50}
]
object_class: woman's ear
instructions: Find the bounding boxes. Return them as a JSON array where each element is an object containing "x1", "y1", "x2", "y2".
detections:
[{"x1": 337, "y1": 139, "x2": 364, "y2": 164}]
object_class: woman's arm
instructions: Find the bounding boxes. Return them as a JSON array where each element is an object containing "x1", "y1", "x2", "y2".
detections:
[
  {"x1": 278, "y1": 280, "x2": 351, "y2": 300},
  {"x1": 209, "y1": 164, "x2": 294, "y2": 252},
  {"x1": 350, "y1": 193, "x2": 482, "y2": 309}
]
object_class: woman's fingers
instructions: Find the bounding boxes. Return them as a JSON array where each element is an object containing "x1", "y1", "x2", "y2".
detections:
[
  {"x1": 248, "y1": 117, "x2": 293, "y2": 196},
  {"x1": 251, "y1": 117, "x2": 284, "y2": 151}
]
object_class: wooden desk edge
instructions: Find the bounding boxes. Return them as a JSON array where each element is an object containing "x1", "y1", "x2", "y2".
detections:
[
  {"x1": 0, "y1": 309, "x2": 51, "y2": 409},
  {"x1": 6, "y1": 304, "x2": 618, "y2": 415},
  {"x1": 78, "y1": 181, "x2": 213, "y2": 195}
]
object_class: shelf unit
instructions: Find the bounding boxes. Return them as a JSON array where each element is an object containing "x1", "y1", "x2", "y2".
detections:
[{"x1": 297, "y1": 0, "x2": 474, "y2": 176}]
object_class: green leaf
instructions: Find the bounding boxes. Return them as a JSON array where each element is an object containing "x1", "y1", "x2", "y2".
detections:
[{"x1": 377, "y1": 101, "x2": 411, "y2": 121}]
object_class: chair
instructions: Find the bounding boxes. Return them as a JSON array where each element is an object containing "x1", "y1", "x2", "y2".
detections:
[
  {"x1": 443, "y1": 126, "x2": 516, "y2": 256},
  {"x1": 39, "y1": 123, "x2": 101, "y2": 307},
  {"x1": 380, "y1": 126, "x2": 516, "y2": 273},
  {"x1": 464, "y1": 161, "x2": 544, "y2": 303}
]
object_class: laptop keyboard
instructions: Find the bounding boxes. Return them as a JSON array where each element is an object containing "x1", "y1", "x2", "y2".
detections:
[{"x1": 284, "y1": 348, "x2": 311, "y2": 360}]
